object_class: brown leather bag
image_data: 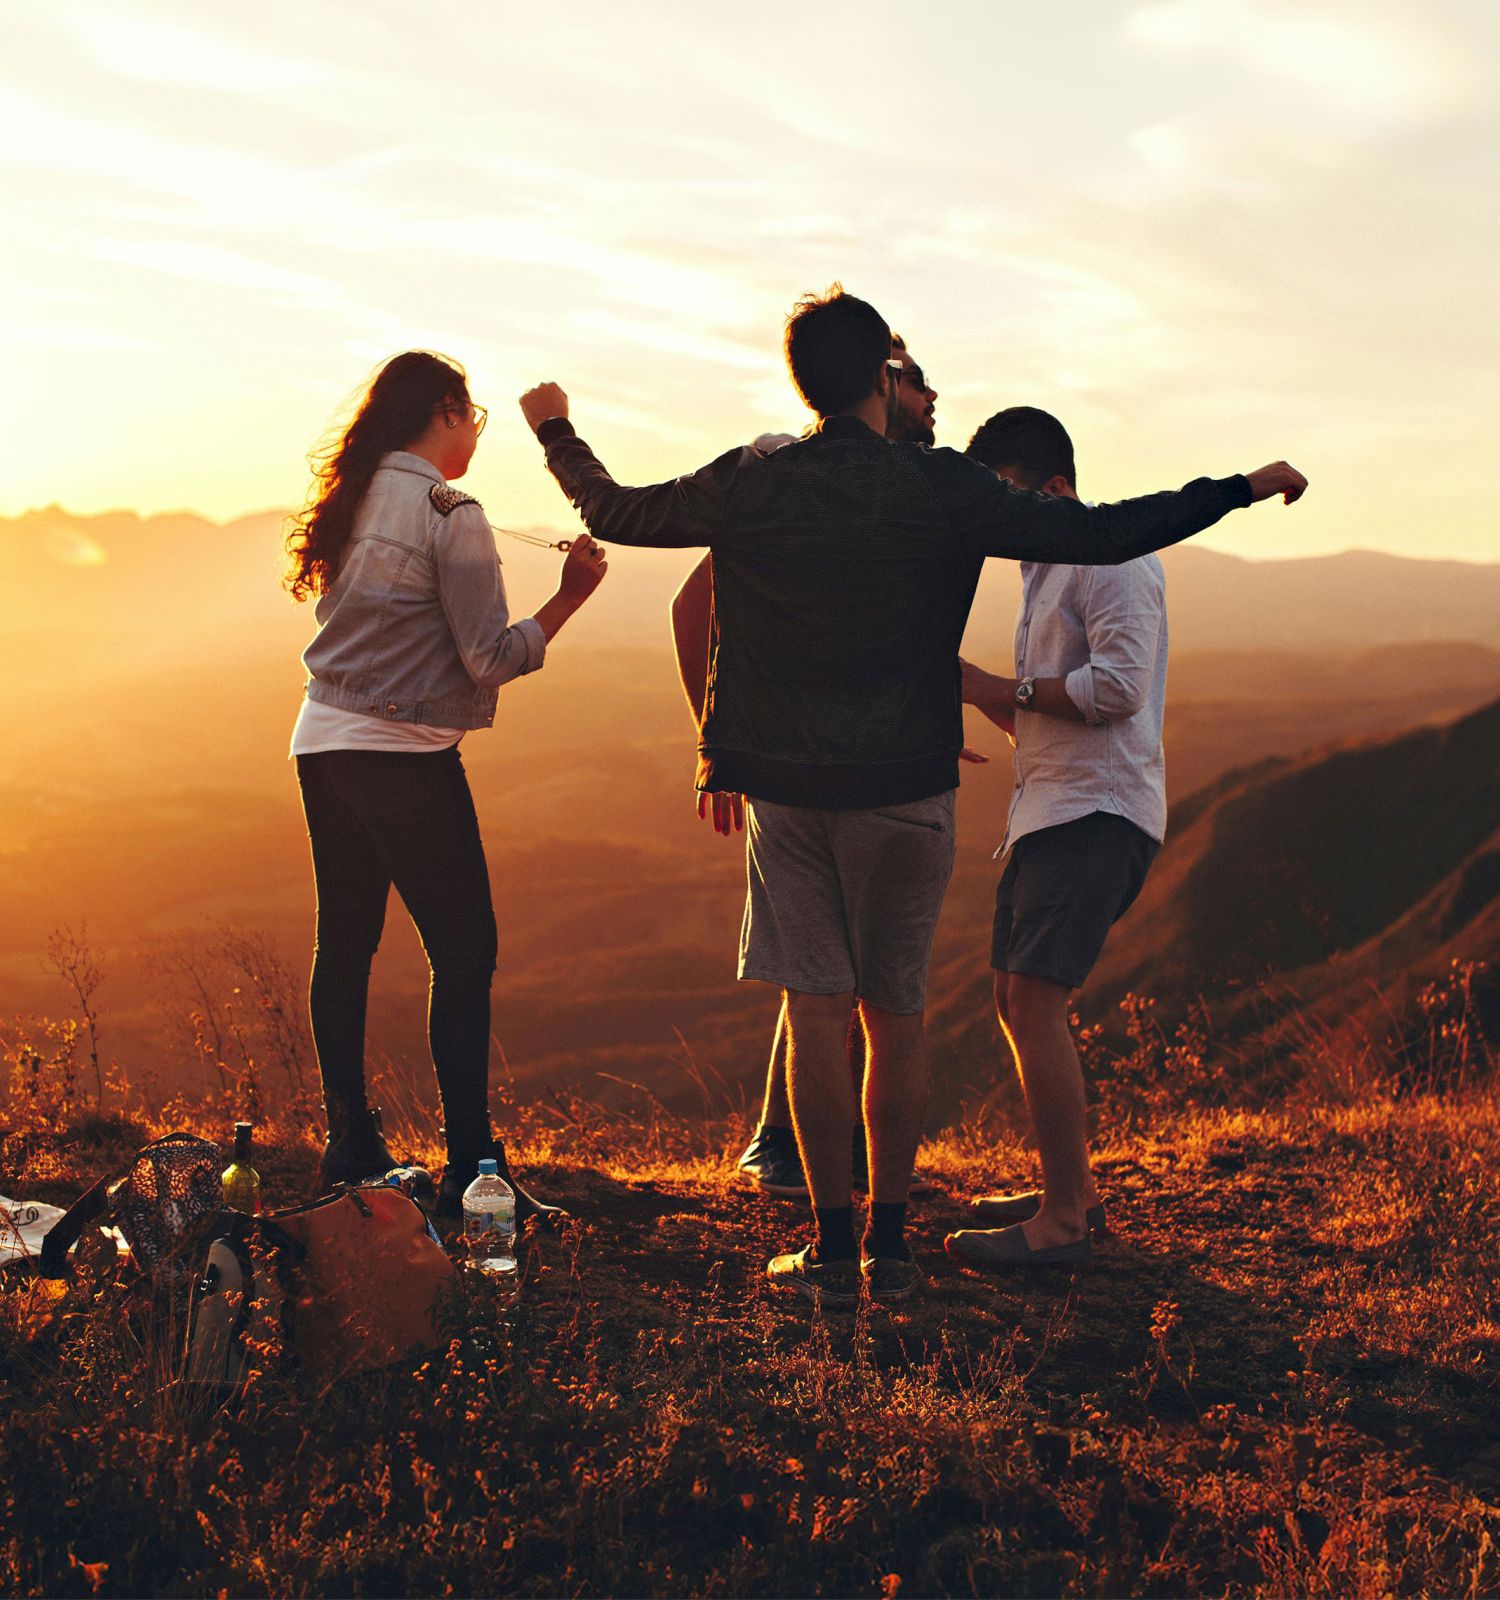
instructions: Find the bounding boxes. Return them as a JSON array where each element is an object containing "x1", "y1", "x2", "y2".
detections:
[{"x1": 271, "y1": 1185, "x2": 457, "y2": 1381}]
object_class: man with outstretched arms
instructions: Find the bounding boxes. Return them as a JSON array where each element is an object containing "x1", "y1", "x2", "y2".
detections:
[
  {"x1": 520, "y1": 286, "x2": 1306, "y2": 1307},
  {"x1": 670, "y1": 335, "x2": 945, "y2": 1203}
]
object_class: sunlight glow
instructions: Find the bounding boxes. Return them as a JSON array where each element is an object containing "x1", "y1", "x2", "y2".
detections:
[{"x1": 0, "y1": 0, "x2": 1495, "y2": 562}]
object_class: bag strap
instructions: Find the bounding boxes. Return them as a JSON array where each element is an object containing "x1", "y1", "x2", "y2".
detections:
[
  {"x1": 38, "y1": 1173, "x2": 115, "y2": 1279},
  {"x1": 251, "y1": 1215, "x2": 307, "y2": 1263}
]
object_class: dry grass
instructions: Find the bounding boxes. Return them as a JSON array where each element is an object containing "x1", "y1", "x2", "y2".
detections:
[{"x1": 2, "y1": 979, "x2": 1498, "y2": 1598}]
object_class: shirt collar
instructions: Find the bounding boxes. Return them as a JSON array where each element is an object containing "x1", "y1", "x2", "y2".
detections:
[
  {"x1": 813, "y1": 415, "x2": 885, "y2": 441},
  {"x1": 380, "y1": 450, "x2": 445, "y2": 483}
]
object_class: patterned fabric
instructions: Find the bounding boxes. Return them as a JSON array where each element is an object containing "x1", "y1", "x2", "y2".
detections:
[{"x1": 108, "y1": 1134, "x2": 224, "y2": 1276}]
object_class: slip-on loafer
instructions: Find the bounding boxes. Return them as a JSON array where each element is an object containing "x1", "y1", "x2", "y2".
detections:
[
  {"x1": 944, "y1": 1223, "x2": 1093, "y2": 1271},
  {"x1": 968, "y1": 1190, "x2": 1108, "y2": 1236}
]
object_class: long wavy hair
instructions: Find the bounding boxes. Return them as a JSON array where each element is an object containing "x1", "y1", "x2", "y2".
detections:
[{"x1": 284, "y1": 350, "x2": 469, "y2": 601}]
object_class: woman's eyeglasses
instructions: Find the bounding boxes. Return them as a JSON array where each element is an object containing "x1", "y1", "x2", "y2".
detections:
[{"x1": 445, "y1": 403, "x2": 488, "y2": 436}]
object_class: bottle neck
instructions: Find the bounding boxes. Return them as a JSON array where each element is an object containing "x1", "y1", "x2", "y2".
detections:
[{"x1": 233, "y1": 1126, "x2": 253, "y2": 1164}]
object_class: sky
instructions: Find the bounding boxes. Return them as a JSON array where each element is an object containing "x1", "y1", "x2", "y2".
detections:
[{"x1": 2, "y1": 0, "x2": 1498, "y2": 561}]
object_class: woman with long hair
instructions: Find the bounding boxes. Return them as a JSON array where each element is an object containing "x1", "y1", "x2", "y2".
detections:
[{"x1": 286, "y1": 350, "x2": 606, "y2": 1222}]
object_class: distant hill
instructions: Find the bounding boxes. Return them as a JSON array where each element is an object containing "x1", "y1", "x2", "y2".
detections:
[
  {"x1": 6, "y1": 508, "x2": 1500, "y2": 678},
  {"x1": 4, "y1": 503, "x2": 1498, "y2": 1108},
  {"x1": 1088, "y1": 696, "x2": 1500, "y2": 1036},
  {"x1": 920, "y1": 698, "x2": 1499, "y2": 1109}
]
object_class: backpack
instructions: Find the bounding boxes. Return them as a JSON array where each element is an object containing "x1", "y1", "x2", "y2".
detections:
[
  {"x1": 184, "y1": 1184, "x2": 458, "y2": 1390},
  {"x1": 182, "y1": 1213, "x2": 298, "y2": 1388}
]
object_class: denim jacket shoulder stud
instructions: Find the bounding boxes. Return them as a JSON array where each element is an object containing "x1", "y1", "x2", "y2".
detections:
[{"x1": 430, "y1": 484, "x2": 480, "y2": 516}]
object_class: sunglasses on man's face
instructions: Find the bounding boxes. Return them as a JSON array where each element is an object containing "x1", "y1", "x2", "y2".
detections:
[{"x1": 885, "y1": 359, "x2": 930, "y2": 393}]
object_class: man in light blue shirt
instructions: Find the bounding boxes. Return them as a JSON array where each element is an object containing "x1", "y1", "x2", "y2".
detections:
[{"x1": 949, "y1": 407, "x2": 1168, "y2": 1272}]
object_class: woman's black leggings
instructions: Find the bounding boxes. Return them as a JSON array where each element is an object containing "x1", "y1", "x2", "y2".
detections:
[{"x1": 296, "y1": 746, "x2": 496, "y2": 1157}]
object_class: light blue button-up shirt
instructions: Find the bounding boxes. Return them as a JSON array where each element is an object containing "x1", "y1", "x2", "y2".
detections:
[{"x1": 1001, "y1": 553, "x2": 1168, "y2": 856}]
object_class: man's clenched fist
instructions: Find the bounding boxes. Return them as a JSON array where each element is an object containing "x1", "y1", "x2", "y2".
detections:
[
  {"x1": 1244, "y1": 461, "x2": 1308, "y2": 505},
  {"x1": 519, "y1": 383, "x2": 569, "y2": 436}
]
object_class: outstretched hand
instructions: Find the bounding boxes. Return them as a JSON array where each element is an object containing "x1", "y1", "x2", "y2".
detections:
[
  {"x1": 1245, "y1": 461, "x2": 1308, "y2": 505},
  {"x1": 697, "y1": 790, "x2": 745, "y2": 836},
  {"x1": 519, "y1": 383, "x2": 569, "y2": 436}
]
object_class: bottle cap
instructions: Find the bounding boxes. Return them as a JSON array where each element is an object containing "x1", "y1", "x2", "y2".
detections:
[
  {"x1": 477, "y1": 1158, "x2": 499, "y2": 1176},
  {"x1": 235, "y1": 1121, "x2": 252, "y2": 1135}
]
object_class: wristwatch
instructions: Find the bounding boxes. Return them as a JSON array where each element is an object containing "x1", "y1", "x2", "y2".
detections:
[{"x1": 1014, "y1": 676, "x2": 1037, "y2": 710}]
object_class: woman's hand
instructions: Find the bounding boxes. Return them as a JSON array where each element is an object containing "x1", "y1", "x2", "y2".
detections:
[
  {"x1": 559, "y1": 532, "x2": 608, "y2": 605},
  {"x1": 534, "y1": 532, "x2": 607, "y2": 640}
]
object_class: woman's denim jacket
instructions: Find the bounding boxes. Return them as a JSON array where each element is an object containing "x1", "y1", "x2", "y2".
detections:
[{"x1": 302, "y1": 452, "x2": 546, "y2": 729}]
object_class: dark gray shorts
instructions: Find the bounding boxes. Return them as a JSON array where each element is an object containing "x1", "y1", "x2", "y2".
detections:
[
  {"x1": 739, "y1": 791, "x2": 957, "y2": 1015},
  {"x1": 991, "y1": 811, "x2": 1159, "y2": 990}
]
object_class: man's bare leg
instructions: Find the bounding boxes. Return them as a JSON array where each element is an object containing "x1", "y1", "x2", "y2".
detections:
[
  {"x1": 860, "y1": 1004, "x2": 928, "y2": 1204},
  {"x1": 759, "y1": 1000, "x2": 793, "y2": 1129},
  {"x1": 1001, "y1": 972, "x2": 1100, "y2": 1248},
  {"x1": 785, "y1": 988, "x2": 858, "y2": 1256}
]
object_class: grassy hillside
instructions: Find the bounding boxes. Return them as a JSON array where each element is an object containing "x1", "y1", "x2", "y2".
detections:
[
  {"x1": 2, "y1": 1037, "x2": 1497, "y2": 1597},
  {"x1": 1091, "y1": 698, "x2": 1500, "y2": 1040}
]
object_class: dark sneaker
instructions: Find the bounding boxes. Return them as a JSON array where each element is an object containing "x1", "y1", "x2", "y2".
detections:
[
  {"x1": 736, "y1": 1126, "x2": 809, "y2": 1197},
  {"x1": 766, "y1": 1246, "x2": 860, "y2": 1307},
  {"x1": 861, "y1": 1254, "x2": 923, "y2": 1304}
]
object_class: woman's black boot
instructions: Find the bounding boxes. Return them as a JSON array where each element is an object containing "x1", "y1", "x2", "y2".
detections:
[{"x1": 316, "y1": 1100, "x2": 397, "y2": 1190}]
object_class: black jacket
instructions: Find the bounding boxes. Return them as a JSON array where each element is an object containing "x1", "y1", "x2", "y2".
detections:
[{"x1": 538, "y1": 414, "x2": 1249, "y2": 809}]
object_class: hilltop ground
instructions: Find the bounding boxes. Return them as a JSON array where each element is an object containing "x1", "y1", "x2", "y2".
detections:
[{"x1": 3, "y1": 1057, "x2": 1498, "y2": 1597}]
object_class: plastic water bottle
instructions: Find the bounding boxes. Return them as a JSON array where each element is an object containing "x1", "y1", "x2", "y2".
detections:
[{"x1": 461, "y1": 1158, "x2": 518, "y2": 1301}]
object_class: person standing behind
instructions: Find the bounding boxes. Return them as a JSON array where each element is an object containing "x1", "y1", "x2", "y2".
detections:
[
  {"x1": 946, "y1": 406, "x2": 1170, "y2": 1271},
  {"x1": 285, "y1": 350, "x2": 608, "y2": 1221}
]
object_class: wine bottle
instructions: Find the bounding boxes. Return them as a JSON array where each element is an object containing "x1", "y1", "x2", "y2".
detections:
[{"x1": 221, "y1": 1121, "x2": 261, "y2": 1214}]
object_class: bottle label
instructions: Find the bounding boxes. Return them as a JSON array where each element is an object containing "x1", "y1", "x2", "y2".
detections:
[{"x1": 468, "y1": 1210, "x2": 515, "y2": 1234}]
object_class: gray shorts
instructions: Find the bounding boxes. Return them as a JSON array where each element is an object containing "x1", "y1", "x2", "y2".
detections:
[{"x1": 738, "y1": 790, "x2": 957, "y2": 1015}]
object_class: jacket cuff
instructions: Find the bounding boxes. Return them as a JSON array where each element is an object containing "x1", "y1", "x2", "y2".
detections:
[
  {"x1": 1225, "y1": 473, "x2": 1253, "y2": 508},
  {"x1": 516, "y1": 616, "x2": 547, "y2": 674},
  {"x1": 536, "y1": 417, "x2": 576, "y2": 447}
]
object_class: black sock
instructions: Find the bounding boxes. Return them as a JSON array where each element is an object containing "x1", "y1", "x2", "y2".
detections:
[
  {"x1": 864, "y1": 1201, "x2": 910, "y2": 1262},
  {"x1": 762, "y1": 1123, "x2": 798, "y2": 1150},
  {"x1": 812, "y1": 1205, "x2": 857, "y2": 1263}
]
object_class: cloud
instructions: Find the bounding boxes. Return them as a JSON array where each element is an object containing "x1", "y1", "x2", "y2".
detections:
[
  {"x1": 58, "y1": 3, "x2": 354, "y2": 97},
  {"x1": 1124, "y1": 0, "x2": 1480, "y2": 125},
  {"x1": 93, "y1": 238, "x2": 336, "y2": 299},
  {"x1": 568, "y1": 310, "x2": 768, "y2": 373}
]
